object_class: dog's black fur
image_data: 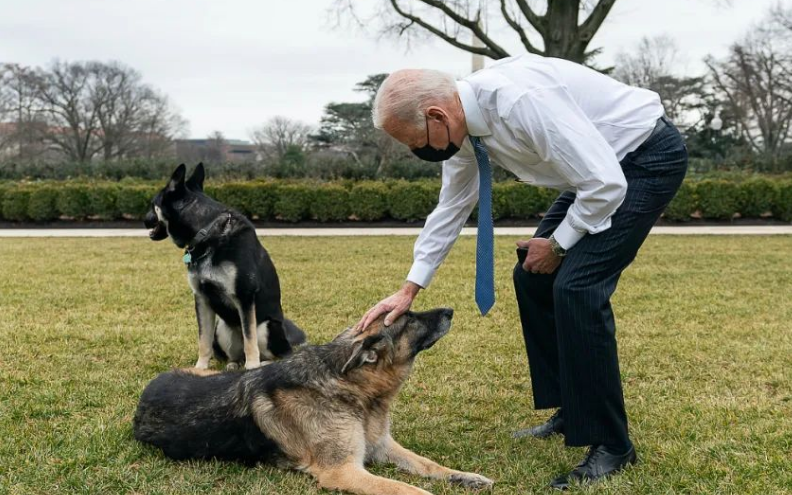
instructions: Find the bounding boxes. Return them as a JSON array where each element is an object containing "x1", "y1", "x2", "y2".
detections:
[
  {"x1": 133, "y1": 309, "x2": 456, "y2": 466},
  {"x1": 133, "y1": 370, "x2": 284, "y2": 462},
  {"x1": 144, "y1": 164, "x2": 305, "y2": 369}
]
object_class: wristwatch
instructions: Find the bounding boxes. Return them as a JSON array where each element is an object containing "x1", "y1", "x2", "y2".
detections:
[{"x1": 549, "y1": 235, "x2": 567, "y2": 258}]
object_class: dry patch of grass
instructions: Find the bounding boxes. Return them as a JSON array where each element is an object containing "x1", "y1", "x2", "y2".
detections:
[{"x1": 1, "y1": 236, "x2": 791, "y2": 494}]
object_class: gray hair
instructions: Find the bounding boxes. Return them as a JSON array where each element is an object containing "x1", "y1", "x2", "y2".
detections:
[{"x1": 372, "y1": 69, "x2": 458, "y2": 131}]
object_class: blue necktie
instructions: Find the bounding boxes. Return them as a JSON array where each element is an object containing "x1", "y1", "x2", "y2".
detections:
[{"x1": 470, "y1": 136, "x2": 495, "y2": 316}]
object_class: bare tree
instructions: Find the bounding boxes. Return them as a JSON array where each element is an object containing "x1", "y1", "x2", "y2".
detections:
[
  {"x1": 613, "y1": 35, "x2": 679, "y2": 88},
  {"x1": 205, "y1": 131, "x2": 227, "y2": 164},
  {"x1": 250, "y1": 116, "x2": 312, "y2": 162},
  {"x1": 90, "y1": 62, "x2": 185, "y2": 160},
  {"x1": 613, "y1": 35, "x2": 705, "y2": 123},
  {"x1": 134, "y1": 92, "x2": 187, "y2": 159},
  {"x1": 1, "y1": 60, "x2": 187, "y2": 163},
  {"x1": 0, "y1": 63, "x2": 50, "y2": 159},
  {"x1": 34, "y1": 60, "x2": 104, "y2": 162},
  {"x1": 705, "y1": 25, "x2": 792, "y2": 158},
  {"x1": 333, "y1": 0, "x2": 618, "y2": 64}
]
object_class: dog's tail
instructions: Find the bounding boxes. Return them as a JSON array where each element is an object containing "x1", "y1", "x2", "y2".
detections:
[{"x1": 283, "y1": 318, "x2": 307, "y2": 346}]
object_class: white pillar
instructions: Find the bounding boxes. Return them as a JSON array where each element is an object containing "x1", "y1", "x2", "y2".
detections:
[{"x1": 471, "y1": 32, "x2": 485, "y2": 73}]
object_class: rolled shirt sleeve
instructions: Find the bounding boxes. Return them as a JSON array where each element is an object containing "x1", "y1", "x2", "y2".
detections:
[
  {"x1": 406, "y1": 153, "x2": 479, "y2": 288},
  {"x1": 508, "y1": 87, "x2": 628, "y2": 250}
]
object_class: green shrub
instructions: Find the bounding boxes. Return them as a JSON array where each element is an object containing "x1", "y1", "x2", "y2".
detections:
[
  {"x1": 56, "y1": 183, "x2": 91, "y2": 219},
  {"x1": 773, "y1": 181, "x2": 792, "y2": 222},
  {"x1": 2, "y1": 187, "x2": 30, "y2": 221},
  {"x1": 274, "y1": 183, "x2": 313, "y2": 222},
  {"x1": 738, "y1": 177, "x2": 778, "y2": 218},
  {"x1": 2, "y1": 175, "x2": 789, "y2": 224},
  {"x1": 117, "y1": 185, "x2": 156, "y2": 219},
  {"x1": 0, "y1": 183, "x2": 10, "y2": 220},
  {"x1": 696, "y1": 180, "x2": 740, "y2": 220},
  {"x1": 211, "y1": 183, "x2": 252, "y2": 216},
  {"x1": 349, "y1": 181, "x2": 389, "y2": 221},
  {"x1": 311, "y1": 184, "x2": 350, "y2": 222},
  {"x1": 471, "y1": 182, "x2": 512, "y2": 221},
  {"x1": 87, "y1": 183, "x2": 120, "y2": 220},
  {"x1": 28, "y1": 186, "x2": 60, "y2": 222},
  {"x1": 387, "y1": 181, "x2": 440, "y2": 221},
  {"x1": 664, "y1": 181, "x2": 698, "y2": 221},
  {"x1": 504, "y1": 183, "x2": 554, "y2": 219},
  {"x1": 246, "y1": 181, "x2": 278, "y2": 221}
]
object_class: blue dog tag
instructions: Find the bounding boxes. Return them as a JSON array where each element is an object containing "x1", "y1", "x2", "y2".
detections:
[{"x1": 183, "y1": 252, "x2": 192, "y2": 264}]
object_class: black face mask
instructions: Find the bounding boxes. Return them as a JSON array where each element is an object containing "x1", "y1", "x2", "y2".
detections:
[{"x1": 411, "y1": 116, "x2": 460, "y2": 162}]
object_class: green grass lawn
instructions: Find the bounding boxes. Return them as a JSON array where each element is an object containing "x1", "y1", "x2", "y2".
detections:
[{"x1": 1, "y1": 235, "x2": 791, "y2": 494}]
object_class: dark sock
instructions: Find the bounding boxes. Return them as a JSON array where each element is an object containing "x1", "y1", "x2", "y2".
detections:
[{"x1": 603, "y1": 439, "x2": 633, "y2": 456}]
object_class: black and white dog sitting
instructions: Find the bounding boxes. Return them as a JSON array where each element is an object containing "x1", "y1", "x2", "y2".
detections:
[{"x1": 144, "y1": 163, "x2": 305, "y2": 370}]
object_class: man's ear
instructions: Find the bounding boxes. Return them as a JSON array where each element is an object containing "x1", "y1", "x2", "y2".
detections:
[
  {"x1": 425, "y1": 106, "x2": 447, "y2": 124},
  {"x1": 167, "y1": 164, "x2": 187, "y2": 193},
  {"x1": 342, "y1": 335, "x2": 386, "y2": 374},
  {"x1": 186, "y1": 163, "x2": 205, "y2": 192}
]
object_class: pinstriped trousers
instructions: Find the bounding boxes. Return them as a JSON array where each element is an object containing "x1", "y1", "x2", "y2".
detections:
[{"x1": 513, "y1": 118, "x2": 688, "y2": 448}]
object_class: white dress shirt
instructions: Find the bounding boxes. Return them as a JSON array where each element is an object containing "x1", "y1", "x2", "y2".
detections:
[{"x1": 407, "y1": 54, "x2": 664, "y2": 289}]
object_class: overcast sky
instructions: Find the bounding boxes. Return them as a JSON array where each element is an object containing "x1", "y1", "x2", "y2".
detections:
[{"x1": 1, "y1": 0, "x2": 782, "y2": 139}]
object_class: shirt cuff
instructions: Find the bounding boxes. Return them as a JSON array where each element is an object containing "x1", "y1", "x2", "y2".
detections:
[
  {"x1": 553, "y1": 216, "x2": 586, "y2": 250},
  {"x1": 406, "y1": 260, "x2": 434, "y2": 289}
]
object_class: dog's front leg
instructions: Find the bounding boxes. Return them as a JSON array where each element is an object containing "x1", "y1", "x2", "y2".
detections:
[
  {"x1": 374, "y1": 436, "x2": 493, "y2": 491},
  {"x1": 236, "y1": 300, "x2": 261, "y2": 369},
  {"x1": 194, "y1": 295, "x2": 217, "y2": 369},
  {"x1": 310, "y1": 462, "x2": 432, "y2": 495}
]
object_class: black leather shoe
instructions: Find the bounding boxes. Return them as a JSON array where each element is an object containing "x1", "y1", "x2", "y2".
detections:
[
  {"x1": 512, "y1": 409, "x2": 564, "y2": 439},
  {"x1": 550, "y1": 444, "x2": 638, "y2": 490}
]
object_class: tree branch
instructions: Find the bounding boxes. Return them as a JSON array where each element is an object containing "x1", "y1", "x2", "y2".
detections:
[
  {"x1": 500, "y1": 0, "x2": 543, "y2": 55},
  {"x1": 389, "y1": 0, "x2": 507, "y2": 58},
  {"x1": 414, "y1": 0, "x2": 511, "y2": 58},
  {"x1": 580, "y1": 0, "x2": 618, "y2": 41},
  {"x1": 512, "y1": 0, "x2": 546, "y2": 35}
]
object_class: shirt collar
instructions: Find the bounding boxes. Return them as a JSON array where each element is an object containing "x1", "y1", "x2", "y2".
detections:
[{"x1": 457, "y1": 80, "x2": 491, "y2": 137}]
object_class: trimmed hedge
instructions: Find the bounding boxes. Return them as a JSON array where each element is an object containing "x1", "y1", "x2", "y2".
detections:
[
  {"x1": 349, "y1": 182, "x2": 389, "y2": 221},
  {"x1": 274, "y1": 184, "x2": 313, "y2": 222},
  {"x1": 117, "y1": 185, "x2": 158, "y2": 219},
  {"x1": 774, "y1": 182, "x2": 792, "y2": 222},
  {"x1": 311, "y1": 184, "x2": 350, "y2": 222},
  {"x1": 697, "y1": 180, "x2": 741, "y2": 220},
  {"x1": 388, "y1": 181, "x2": 441, "y2": 221},
  {"x1": 664, "y1": 182, "x2": 697, "y2": 221},
  {"x1": 28, "y1": 186, "x2": 59, "y2": 222},
  {"x1": 56, "y1": 183, "x2": 92, "y2": 219},
  {"x1": 3, "y1": 187, "x2": 30, "y2": 221},
  {"x1": 0, "y1": 176, "x2": 791, "y2": 224}
]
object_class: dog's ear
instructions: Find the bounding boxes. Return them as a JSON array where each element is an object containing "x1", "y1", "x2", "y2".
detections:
[
  {"x1": 167, "y1": 164, "x2": 187, "y2": 193},
  {"x1": 341, "y1": 335, "x2": 389, "y2": 374},
  {"x1": 187, "y1": 163, "x2": 205, "y2": 192}
]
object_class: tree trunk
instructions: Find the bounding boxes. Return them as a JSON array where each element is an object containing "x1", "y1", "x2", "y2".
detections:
[{"x1": 543, "y1": 0, "x2": 587, "y2": 62}]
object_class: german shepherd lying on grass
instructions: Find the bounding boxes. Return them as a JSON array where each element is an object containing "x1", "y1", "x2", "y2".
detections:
[
  {"x1": 133, "y1": 308, "x2": 494, "y2": 495},
  {"x1": 143, "y1": 163, "x2": 305, "y2": 370}
]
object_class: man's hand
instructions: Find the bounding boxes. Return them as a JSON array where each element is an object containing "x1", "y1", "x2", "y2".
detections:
[
  {"x1": 354, "y1": 281, "x2": 422, "y2": 332},
  {"x1": 518, "y1": 238, "x2": 562, "y2": 274}
]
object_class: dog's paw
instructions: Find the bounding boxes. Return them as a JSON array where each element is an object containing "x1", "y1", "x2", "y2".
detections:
[
  {"x1": 449, "y1": 472, "x2": 494, "y2": 491},
  {"x1": 244, "y1": 360, "x2": 262, "y2": 370},
  {"x1": 226, "y1": 362, "x2": 241, "y2": 371},
  {"x1": 194, "y1": 359, "x2": 210, "y2": 370}
]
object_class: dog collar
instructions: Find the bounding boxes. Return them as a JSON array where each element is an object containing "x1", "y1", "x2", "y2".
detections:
[{"x1": 183, "y1": 212, "x2": 232, "y2": 265}]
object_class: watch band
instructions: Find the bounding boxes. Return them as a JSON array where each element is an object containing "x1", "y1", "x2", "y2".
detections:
[{"x1": 549, "y1": 235, "x2": 567, "y2": 258}]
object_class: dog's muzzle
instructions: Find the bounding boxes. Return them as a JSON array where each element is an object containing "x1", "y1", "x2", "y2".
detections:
[{"x1": 144, "y1": 209, "x2": 168, "y2": 241}]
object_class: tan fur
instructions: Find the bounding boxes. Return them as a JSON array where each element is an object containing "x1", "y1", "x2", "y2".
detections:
[
  {"x1": 245, "y1": 318, "x2": 493, "y2": 494},
  {"x1": 310, "y1": 461, "x2": 433, "y2": 495},
  {"x1": 194, "y1": 295, "x2": 217, "y2": 369},
  {"x1": 240, "y1": 302, "x2": 261, "y2": 369},
  {"x1": 178, "y1": 367, "x2": 221, "y2": 377}
]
